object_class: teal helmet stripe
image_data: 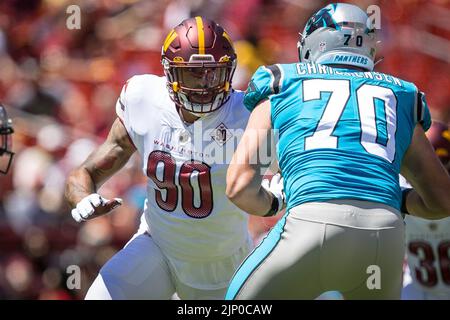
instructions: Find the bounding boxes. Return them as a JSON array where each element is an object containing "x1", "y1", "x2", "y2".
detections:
[{"x1": 305, "y1": 6, "x2": 340, "y2": 36}]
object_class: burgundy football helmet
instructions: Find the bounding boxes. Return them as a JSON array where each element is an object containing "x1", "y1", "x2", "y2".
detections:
[
  {"x1": 0, "y1": 104, "x2": 14, "y2": 174},
  {"x1": 161, "y1": 16, "x2": 237, "y2": 115},
  {"x1": 426, "y1": 121, "x2": 450, "y2": 173}
]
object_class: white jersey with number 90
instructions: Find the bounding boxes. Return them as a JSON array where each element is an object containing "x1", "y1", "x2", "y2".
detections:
[{"x1": 116, "y1": 74, "x2": 252, "y2": 279}]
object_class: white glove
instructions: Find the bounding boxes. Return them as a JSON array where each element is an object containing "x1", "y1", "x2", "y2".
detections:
[
  {"x1": 71, "y1": 194, "x2": 122, "y2": 223},
  {"x1": 261, "y1": 173, "x2": 285, "y2": 215}
]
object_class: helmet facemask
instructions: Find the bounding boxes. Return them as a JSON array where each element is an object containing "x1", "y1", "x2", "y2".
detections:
[
  {"x1": 161, "y1": 17, "x2": 237, "y2": 117},
  {"x1": 163, "y1": 55, "x2": 236, "y2": 115}
]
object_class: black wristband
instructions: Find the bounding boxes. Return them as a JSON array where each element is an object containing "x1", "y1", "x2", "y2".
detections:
[
  {"x1": 264, "y1": 196, "x2": 279, "y2": 217},
  {"x1": 401, "y1": 188, "x2": 413, "y2": 215}
]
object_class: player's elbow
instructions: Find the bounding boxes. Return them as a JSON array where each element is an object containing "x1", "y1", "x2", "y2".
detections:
[
  {"x1": 225, "y1": 177, "x2": 243, "y2": 203},
  {"x1": 225, "y1": 167, "x2": 253, "y2": 204},
  {"x1": 226, "y1": 184, "x2": 244, "y2": 204},
  {"x1": 432, "y1": 182, "x2": 450, "y2": 217},
  {"x1": 429, "y1": 200, "x2": 450, "y2": 219},
  {"x1": 423, "y1": 191, "x2": 450, "y2": 220}
]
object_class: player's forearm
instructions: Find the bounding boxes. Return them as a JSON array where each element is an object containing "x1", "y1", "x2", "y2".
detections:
[
  {"x1": 226, "y1": 168, "x2": 273, "y2": 216},
  {"x1": 227, "y1": 187, "x2": 274, "y2": 216},
  {"x1": 401, "y1": 124, "x2": 450, "y2": 219},
  {"x1": 406, "y1": 189, "x2": 450, "y2": 220},
  {"x1": 65, "y1": 168, "x2": 97, "y2": 209},
  {"x1": 65, "y1": 121, "x2": 135, "y2": 209}
]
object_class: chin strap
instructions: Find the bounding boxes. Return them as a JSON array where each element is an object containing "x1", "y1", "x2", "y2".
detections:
[{"x1": 374, "y1": 56, "x2": 384, "y2": 67}]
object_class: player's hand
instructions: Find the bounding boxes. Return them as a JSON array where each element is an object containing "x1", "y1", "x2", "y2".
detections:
[
  {"x1": 71, "y1": 194, "x2": 123, "y2": 223},
  {"x1": 262, "y1": 173, "x2": 285, "y2": 214}
]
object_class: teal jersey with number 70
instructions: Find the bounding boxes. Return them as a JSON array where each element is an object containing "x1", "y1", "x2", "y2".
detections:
[{"x1": 244, "y1": 63, "x2": 432, "y2": 211}]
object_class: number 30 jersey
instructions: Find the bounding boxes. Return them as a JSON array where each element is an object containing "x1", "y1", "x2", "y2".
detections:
[
  {"x1": 400, "y1": 177, "x2": 450, "y2": 298},
  {"x1": 244, "y1": 63, "x2": 432, "y2": 211},
  {"x1": 404, "y1": 215, "x2": 450, "y2": 297},
  {"x1": 116, "y1": 74, "x2": 251, "y2": 261}
]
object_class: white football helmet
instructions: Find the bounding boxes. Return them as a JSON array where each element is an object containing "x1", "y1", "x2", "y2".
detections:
[{"x1": 298, "y1": 3, "x2": 377, "y2": 71}]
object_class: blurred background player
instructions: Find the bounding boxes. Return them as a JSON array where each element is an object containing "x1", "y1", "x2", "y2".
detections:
[
  {"x1": 0, "y1": 104, "x2": 14, "y2": 175},
  {"x1": 225, "y1": 3, "x2": 450, "y2": 299},
  {"x1": 402, "y1": 121, "x2": 450, "y2": 300},
  {"x1": 64, "y1": 16, "x2": 283, "y2": 300}
]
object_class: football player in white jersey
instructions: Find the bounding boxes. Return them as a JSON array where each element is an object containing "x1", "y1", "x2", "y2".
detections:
[
  {"x1": 402, "y1": 121, "x2": 450, "y2": 300},
  {"x1": 64, "y1": 17, "x2": 284, "y2": 299}
]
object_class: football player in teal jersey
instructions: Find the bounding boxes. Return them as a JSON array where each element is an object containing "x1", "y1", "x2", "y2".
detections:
[{"x1": 225, "y1": 3, "x2": 450, "y2": 299}]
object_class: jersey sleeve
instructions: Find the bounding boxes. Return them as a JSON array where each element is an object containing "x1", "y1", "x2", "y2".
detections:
[
  {"x1": 115, "y1": 77, "x2": 138, "y2": 146},
  {"x1": 243, "y1": 65, "x2": 283, "y2": 112},
  {"x1": 115, "y1": 80, "x2": 128, "y2": 121},
  {"x1": 415, "y1": 91, "x2": 432, "y2": 132}
]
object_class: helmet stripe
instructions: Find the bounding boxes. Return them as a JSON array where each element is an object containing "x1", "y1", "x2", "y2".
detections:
[
  {"x1": 222, "y1": 31, "x2": 233, "y2": 47},
  {"x1": 163, "y1": 29, "x2": 177, "y2": 52},
  {"x1": 195, "y1": 16, "x2": 205, "y2": 54},
  {"x1": 264, "y1": 65, "x2": 283, "y2": 94}
]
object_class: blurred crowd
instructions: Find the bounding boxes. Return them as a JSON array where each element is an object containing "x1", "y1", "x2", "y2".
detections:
[{"x1": 0, "y1": 0, "x2": 449, "y2": 299}]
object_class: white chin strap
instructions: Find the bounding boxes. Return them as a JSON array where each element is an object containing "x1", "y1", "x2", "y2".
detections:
[{"x1": 189, "y1": 111, "x2": 209, "y2": 118}]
